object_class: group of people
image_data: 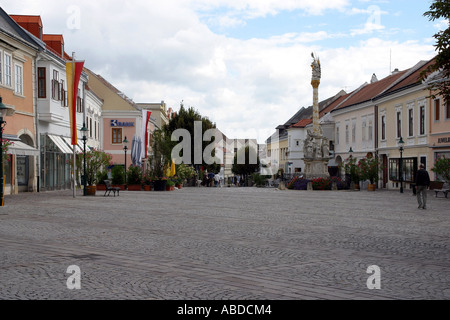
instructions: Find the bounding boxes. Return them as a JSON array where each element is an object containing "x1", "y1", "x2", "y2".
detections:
[{"x1": 200, "y1": 171, "x2": 224, "y2": 188}]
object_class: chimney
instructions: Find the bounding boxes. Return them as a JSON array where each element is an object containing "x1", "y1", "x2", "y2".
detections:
[
  {"x1": 43, "y1": 34, "x2": 65, "y2": 59},
  {"x1": 392, "y1": 68, "x2": 399, "y2": 75},
  {"x1": 371, "y1": 73, "x2": 378, "y2": 83},
  {"x1": 10, "y1": 15, "x2": 43, "y2": 40}
]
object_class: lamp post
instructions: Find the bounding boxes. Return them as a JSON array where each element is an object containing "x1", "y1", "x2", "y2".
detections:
[
  {"x1": 123, "y1": 136, "x2": 129, "y2": 189},
  {"x1": 398, "y1": 137, "x2": 405, "y2": 194},
  {"x1": 81, "y1": 123, "x2": 89, "y2": 196},
  {"x1": 0, "y1": 97, "x2": 12, "y2": 206}
]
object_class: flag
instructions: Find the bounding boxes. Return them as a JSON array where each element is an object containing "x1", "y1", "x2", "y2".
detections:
[
  {"x1": 141, "y1": 110, "x2": 152, "y2": 161},
  {"x1": 66, "y1": 60, "x2": 85, "y2": 145}
]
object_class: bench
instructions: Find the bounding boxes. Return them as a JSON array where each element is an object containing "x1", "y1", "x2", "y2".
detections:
[
  {"x1": 104, "y1": 180, "x2": 120, "y2": 197},
  {"x1": 429, "y1": 181, "x2": 449, "y2": 198}
]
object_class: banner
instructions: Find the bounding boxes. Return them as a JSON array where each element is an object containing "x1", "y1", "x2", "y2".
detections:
[
  {"x1": 66, "y1": 61, "x2": 85, "y2": 146},
  {"x1": 141, "y1": 110, "x2": 152, "y2": 161}
]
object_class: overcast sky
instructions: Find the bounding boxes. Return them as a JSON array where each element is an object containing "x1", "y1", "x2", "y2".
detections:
[{"x1": 2, "y1": 0, "x2": 447, "y2": 143}]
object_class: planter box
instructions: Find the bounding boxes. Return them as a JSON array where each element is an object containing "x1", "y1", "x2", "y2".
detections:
[
  {"x1": 166, "y1": 186, "x2": 175, "y2": 191},
  {"x1": 96, "y1": 185, "x2": 106, "y2": 191},
  {"x1": 86, "y1": 186, "x2": 97, "y2": 196},
  {"x1": 128, "y1": 185, "x2": 142, "y2": 191},
  {"x1": 154, "y1": 180, "x2": 167, "y2": 191},
  {"x1": 144, "y1": 185, "x2": 152, "y2": 191}
]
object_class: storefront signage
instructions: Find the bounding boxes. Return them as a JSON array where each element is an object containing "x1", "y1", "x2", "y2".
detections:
[
  {"x1": 111, "y1": 120, "x2": 135, "y2": 127},
  {"x1": 438, "y1": 137, "x2": 450, "y2": 144}
]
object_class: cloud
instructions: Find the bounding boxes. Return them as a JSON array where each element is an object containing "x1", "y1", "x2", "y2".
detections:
[{"x1": 1, "y1": 0, "x2": 436, "y2": 143}]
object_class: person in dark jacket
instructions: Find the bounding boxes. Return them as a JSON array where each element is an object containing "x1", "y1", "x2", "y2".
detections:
[{"x1": 415, "y1": 164, "x2": 430, "y2": 209}]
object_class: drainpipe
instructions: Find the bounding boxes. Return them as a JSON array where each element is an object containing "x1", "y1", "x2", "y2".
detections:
[{"x1": 35, "y1": 54, "x2": 41, "y2": 192}]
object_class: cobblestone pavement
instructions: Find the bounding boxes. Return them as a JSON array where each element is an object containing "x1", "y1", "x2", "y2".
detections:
[{"x1": 0, "y1": 187, "x2": 449, "y2": 300}]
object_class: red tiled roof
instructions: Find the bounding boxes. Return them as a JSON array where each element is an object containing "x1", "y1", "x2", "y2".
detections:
[
  {"x1": 319, "y1": 93, "x2": 350, "y2": 118},
  {"x1": 43, "y1": 34, "x2": 64, "y2": 44},
  {"x1": 290, "y1": 119, "x2": 312, "y2": 128},
  {"x1": 383, "y1": 59, "x2": 435, "y2": 95},
  {"x1": 335, "y1": 70, "x2": 409, "y2": 111}
]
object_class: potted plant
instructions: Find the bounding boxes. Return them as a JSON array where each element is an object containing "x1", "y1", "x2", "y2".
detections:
[
  {"x1": 111, "y1": 165, "x2": 125, "y2": 190},
  {"x1": 166, "y1": 179, "x2": 175, "y2": 191},
  {"x1": 343, "y1": 156, "x2": 360, "y2": 190},
  {"x1": 127, "y1": 165, "x2": 143, "y2": 191},
  {"x1": 96, "y1": 170, "x2": 109, "y2": 191},
  {"x1": 142, "y1": 170, "x2": 153, "y2": 191},
  {"x1": 358, "y1": 155, "x2": 380, "y2": 191},
  {"x1": 432, "y1": 156, "x2": 450, "y2": 185},
  {"x1": 151, "y1": 129, "x2": 173, "y2": 191}
]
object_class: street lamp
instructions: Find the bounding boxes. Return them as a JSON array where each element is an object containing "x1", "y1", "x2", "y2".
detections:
[
  {"x1": 81, "y1": 123, "x2": 89, "y2": 196},
  {"x1": 123, "y1": 136, "x2": 129, "y2": 189},
  {"x1": 0, "y1": 97, "x2": 12, "y2": 206},
  {"x1": 398, "y1": 137, "x2": 405, "y2": 193}
]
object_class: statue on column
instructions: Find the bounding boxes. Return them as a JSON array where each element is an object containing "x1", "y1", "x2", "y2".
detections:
[{"x1": 311, "y1": 53, "x2": 321, "y2": 82}]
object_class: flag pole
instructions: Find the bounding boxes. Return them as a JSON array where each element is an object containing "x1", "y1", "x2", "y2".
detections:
[{"x1": 72, "y1": 52, "x2": 76, "y2": 198}]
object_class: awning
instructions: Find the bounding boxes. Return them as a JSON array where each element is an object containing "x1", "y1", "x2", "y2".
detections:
[
  {"x1": 48, "y1": 135, "x2": 73, "y2": 154},
  {"x1": 61, "y1": 137, "x2": 83, "y2": 153},
  {"x1": 8, "y1": 141, "x2": 40, "y2": 156}
]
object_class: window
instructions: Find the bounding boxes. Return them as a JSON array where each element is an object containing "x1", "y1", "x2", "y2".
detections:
[
  {"x1": 4, "y1": 53, "x2": 12, "y2": 87},
  {"x1": 397, "y1": 111, "x2": 402, "y2": 138},
  {"x1": 0, "y1": 51, "x2": 2, "y2": 85},
  {"x1": 352, "y1": 119, "x2": 357, "y2": 143},
  {"x1": 435, "y1": 99, "x2": 440, "y2": 121},
  {"x1": 77, "y1": 89, "x2": 83, "y2": 113},
  {"x1": 336, "y1": 126, "x2": 340, "y2": 145},
  {"x1": 389, "y1": 158, "x2": 417, "y2": 182},
  {"x1": 446, "y1": 101, "x2": 450, "y2": 120},
  {"x1": 381, "y1": 115, "x2": 386, "y2": 140},
  {"x1": 38, "y1": 67, "x2": 46, "y2": 98},
  {"x1": 15, "y1": 64, "x2": 23, "y2": 95},
  {"x1": 420, "y1": 105, "x2": 426, "y2": 135},
  {"x1": 112, "y1": 128, "x2": 123, "y2": 144},
  {"x1": 52, "y1": 70, "x2": 59, "y2": 100},
  {"x1": 361, "y1": 118, "x2": 366, "y2": 142},
  {"x1": 368, "y1": 118, "x2": 373, "y2": 141},
  {"x1": 345, "y1": 123, "x2": 349, "y2": 144},
  {"x1": 60, "y1": 80, "x2": 67, "y2": 107},
  {"x1": 90, "y1": 118, "x2": 93, "y2": 138},
  {"x1": 408, "y1": 108, "x2": 414, "y2": 137}
]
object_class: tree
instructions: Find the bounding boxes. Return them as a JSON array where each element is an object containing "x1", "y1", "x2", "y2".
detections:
[
  {"x1": 163, "y1": 103, "x2": 219, "y2": 172},
  {"x1": 232, "y1": 146, "x2": 260, "y2": 177},
  {"x1": 432, "y1": 156, "x2": 450, "y2": 184},
  {"x1": 423, "y1": 0, "x2": 450, "y2": 104}
]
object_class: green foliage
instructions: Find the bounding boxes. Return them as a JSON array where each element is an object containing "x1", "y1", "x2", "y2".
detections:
[
  {"x1": 252, "y1": 173, "x2": 268, "y2": 187},
  {"x1": 111, "y1": 165, "x2": 125, "y2": 185},
  {"x1": 96, "y1": 170, "x2": 109, "y2": 185},
  {"x1": 69, "y1": 149, "x2": 112, "y2": 186},
  {"x1": 1, "y1": 139, "x2": 13, "y2": 162},
  {"x1": 422, "y1": 0, "x2": 450, "y2": 104},
  {"x1": 176, "y1": 164, "x2": 196, "y2": 180},
  {"x1": 163, "y1": 104, "x2": 218, "y2": 172},
  {"x1": 357, "y1": 155, "x2": 381, "y2": 184},
  {"x1": 342, "y1": 156, "x2": 360, "y2": 183},
  {"x1": 127, "y1": 165, "x2": 143, "y2": 185},
  {"x1": 432, "y1": 156, "x2": 450, "y2": 183},
  {"x1": 232, "y1": 146, "x2": 260, "y2": 176},
  {"x1": 151, "y1": 129, "x2": 173, "y2": 179}
]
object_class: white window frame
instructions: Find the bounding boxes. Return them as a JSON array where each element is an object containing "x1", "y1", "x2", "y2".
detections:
[
  {"x1": 0, "y1": 50, "x2": 3, "y2": 85},
  {"x1": 407, "y1": 104, "x2": 415, "y2": 138},
  {"x1": 395, "y1": 106, "x2": 403, "y2": 139},
  {"x1": 336, "y1": 124, "x2": 340, "y2": 146},
  {"x1": 368, "y1": 115, "x2": 373, "y2": 142},
  {"x1": 14, "y1": 63, "x2": 24, "y2": 96},
  {"x1": 361, "y1": 117, "x2": 366, "y2": 142},
  {"x1": 352, "y1": 118, "x2": 357, "y2": 143},
  {"x1": 418, "y1": 102, "x2": 427, "y2": 137},
  {"x1": 4, "y1": 52, "x2": 12, "y2": 87}
]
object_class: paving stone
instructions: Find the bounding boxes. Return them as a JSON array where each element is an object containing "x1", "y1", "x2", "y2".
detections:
[{"x1": 0, "y1": 188, "x2": 449, "y2": 300}]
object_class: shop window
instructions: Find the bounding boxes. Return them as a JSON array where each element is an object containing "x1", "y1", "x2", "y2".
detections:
[{"x1": 389, "y1": 158, "x2": 417, "y2": 183}]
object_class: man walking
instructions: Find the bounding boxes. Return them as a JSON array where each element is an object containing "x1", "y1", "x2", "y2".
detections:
[{"x1": 415, "y1": 164, "x2": 430, "y2": 210}]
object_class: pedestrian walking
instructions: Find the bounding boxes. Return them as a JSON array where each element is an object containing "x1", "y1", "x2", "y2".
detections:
[{"x1": 415, "y1": 164, "x2": 430, "y2": 210}]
